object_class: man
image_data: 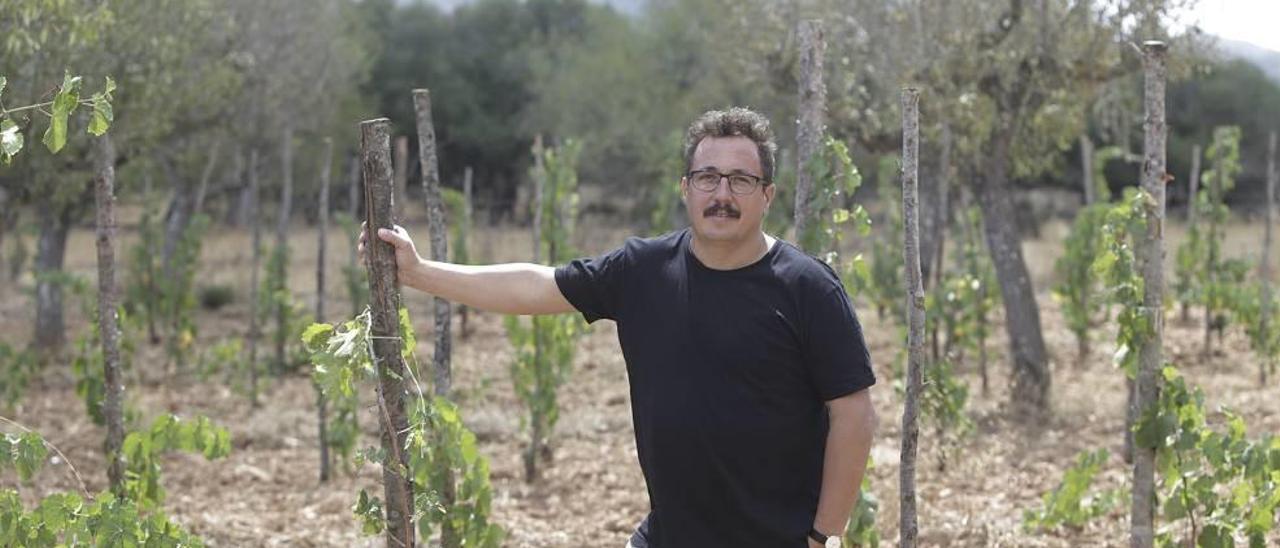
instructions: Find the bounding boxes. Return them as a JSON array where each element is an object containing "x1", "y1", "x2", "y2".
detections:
[{"x1": 361, "y1": 107, "x2": 876, "y2": 548}]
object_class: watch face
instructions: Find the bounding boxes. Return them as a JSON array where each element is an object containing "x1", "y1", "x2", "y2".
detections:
[{"x1": 824, "y1": 537, "x2": 841, "y2": 548}]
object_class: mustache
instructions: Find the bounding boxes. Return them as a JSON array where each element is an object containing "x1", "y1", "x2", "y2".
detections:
[{"x1": 703, "y1": 203, "x2": 740, "y2": 218}]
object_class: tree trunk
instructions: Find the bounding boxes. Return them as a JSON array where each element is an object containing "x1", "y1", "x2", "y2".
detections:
[
  {"x1": 275, "y1": 124, "x2": 295, "y2": 372},
  {"x1": 360, "y1": 118, "x2": 416, "y2": 548},
  {"x1": 160, "y1": 153, "x2": 195, "y2": 284},
  {"x1": 34, "y1": 194, "x2": 77, "y2": 352},
  {"x1": 972, "y1": 127, "x2": 1051, "y2": 410},
  {"x1": 1081, "y1": 135, "x2": 1096, "y2": 206},
  {"x1": 193, "y1": 140, "x2": 222, "y2": 216},
  {"x1": 316, "y1": 137, "x2": 333, "y2": 483},
  {"x1": 1182, "y1": 145, "x2": 1200, "y2": 323},
  {"x1": 394, "y1": 135, "x2": 409, "y2": 222},
  {"x1": 246, "y1": 149, "x2": 263, "y2": 409},
  {"x1": 1131, "y1": 41, "x2": 1167, "y2": 548},
  {"x1": 460, "y1": 166, "x2": 473, "y2": 339},
  {"x1": 93, "y1": 133, "x2": 126, "y2": 496},
  {"x1": 793, "y1": 20, "x2": 825, "y2": 251},
  {"x1": 228, "y1": 150, "x2": 252, "y2": 227},
  {"x1": 898, "y1": 88, "x2": 924, "y2": 548},
  {"x1": 1262, "y1": 131, "x2": 1276, "y2": 385},
  {"x1": 526, "y1": 136, "x2": 546, "y2": 484}
]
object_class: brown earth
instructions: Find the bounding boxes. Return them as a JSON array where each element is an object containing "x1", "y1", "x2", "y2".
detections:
[{"x1": 0, "y1": 212, "x2": 1277, "y2": 547}]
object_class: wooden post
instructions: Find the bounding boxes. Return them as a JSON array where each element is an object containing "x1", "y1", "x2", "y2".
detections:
[
  {"x1": 793, "y1": 19, "x2": 826, "y2": 251},
  {"x1": 898, "y1": 87, "x2": 924, "y2": 548},
  {"x1": 1081, "y1": 135, "x2": 1096, "y2": 206},
  {"x1": 93, "y1": 133, "x2": 126, "y2": 496},
  {"x1": 316, "y1": 137, "x2": 333, "y2": 482},
  {"x1": 246, "y1": 149, "x2": 263, "y2": 409},
  {"x1": 275, "y1": 124, "x2": 295, "y2": 372},
  {"x1": 1262, "y1": 131, "x2": 1276, "y2": 385},
  {"x1": 1181, "y1": 144, "x2": 1201, "y2": 322},
  {"x1": 413, "y1": 88, "x2": 460, "y2": 548},
  {"x1": 394, "y1": 135, "x2": 409, "y2": 221},
  {"x1": 348, "y1": 152, "x2": 363, "y2": 316},
  {"x1": 1131, "y1": 40, "x2": 1167, "y2": 548},
  {"x1": 460, "y1": 166, "x2": 473, "y2": 339},
  {"x1": 413, "y1": 89, "x2": 453, "y2": 398},
  {"x1": 532, "y1": 136, "x2": 545, "y2": 264},
  {"x1": 360, "y1": 118, "x2": 415, "y2": 548}
]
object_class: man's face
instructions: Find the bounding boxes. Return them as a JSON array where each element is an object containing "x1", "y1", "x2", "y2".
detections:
[{"x1": 681, "y1": 135, "x2": 774, "y2": 245}]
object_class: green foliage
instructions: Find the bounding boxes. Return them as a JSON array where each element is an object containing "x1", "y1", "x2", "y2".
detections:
[
  {"x1": 442, "y1": 187, "x2": 470, "y2": 266},
  {"x1": 334, "y1": 213, "x2": 369, "y2": 316},
  {"x1": 799, "y1": 136, "x2": 872, "y2": 264},
  {"x1": 1133, "y1": 367, "x2": 1280, "y2": 548},
  {"x1": 1093, "y1": 187, "x2": 1150, "y2": 377},
  {"x1": 124, "y1": 205, "x2": 210, "y2": 368},
  {"x1": 0, "y1": 343, "x2": 37, "y2": 411},
  {"x1": 1051, "y1": 144, "x2": 1122, "y2": 360},
  {"x1": 1023, "y1": 449, "x2": 1124, "y2": 531},
  {"x1": 1053, "y1": 202, "x2": 1112, "y2": 360},
  {"x1": 0, "y1": 71, "x2": 114, "y2": 164},
  {"x1": 0, "y1": 429, "x2": 205, "y2": 547},
  {"x1": 861, "y1": 155, "x2": 906, "y2": 323},
  {"x1": 122, "y1": 414, "x2": 231, "y2": 509},
  {"x1": 1175, "y1": 127, "x2": 1244, "y2": 337},
  {"x1": 1230, "y1": 283, "x2": 1280, "y2": 380},
  {"x1": 0, "y1": 432, "x2": 48, "y2": 482},
  {"x1": 843, "y1": 457, "x2": 879, "y2": 548},
  {"x1": 534, "y1": 138, "x2": 582, "y2": 263},
  {"x1": 408, "y1": 397, "x2": 503, "y2": 546},
  {"x1": 649, "y1": 131, "x2": 685, "y2": 236},
  {"x1": 303, "y1": 308, "x2": 502, "y2": 543},
  {"x1": 507, "y1": 138, "x2": 587, "y2": 480}
]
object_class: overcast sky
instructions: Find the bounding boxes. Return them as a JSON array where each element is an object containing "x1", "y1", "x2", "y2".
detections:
[{"x1": 1180, "y1": 0, "x2": 1280, "y2": 51}]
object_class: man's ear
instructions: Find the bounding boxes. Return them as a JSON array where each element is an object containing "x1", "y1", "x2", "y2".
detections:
[
  {"x1": 680, "y1": 177, "x2": 689, "y2": 203},
  {"x1": 763, "y1": 183, "x2": 775, "y2": 208}
]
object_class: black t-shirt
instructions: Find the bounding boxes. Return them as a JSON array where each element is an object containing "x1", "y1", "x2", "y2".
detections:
[{"x1": 554, "y1": 228, "x2": 876, "y2": 548}]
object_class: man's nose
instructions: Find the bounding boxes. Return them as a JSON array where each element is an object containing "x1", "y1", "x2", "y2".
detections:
[{"x1": 711, "y1": 176, "x2": 734, "y2": 200}]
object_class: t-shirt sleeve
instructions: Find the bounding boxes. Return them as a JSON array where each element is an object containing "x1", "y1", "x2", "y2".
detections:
[
  {"x1": 553, "y1": 245, "x2": 630, "y2": 323},
  {"x1": 804, "y1": 285, "x2": 876, "y2": 401}
]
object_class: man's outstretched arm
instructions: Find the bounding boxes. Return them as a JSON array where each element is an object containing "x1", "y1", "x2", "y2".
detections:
[
  {"x1": 360, "y1": 224, "x2": 576, "y2": 316},
  {"x1": 811, "y1": 388, "x2": 876, "y2": 547}
]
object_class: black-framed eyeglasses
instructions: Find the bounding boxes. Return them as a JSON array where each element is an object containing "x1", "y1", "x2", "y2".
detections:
[{"x1": 686, "y1": 168, "x2": 770, "y2": 196}]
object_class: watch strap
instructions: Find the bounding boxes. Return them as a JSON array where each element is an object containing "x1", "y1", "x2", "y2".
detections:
[{"x1": 807, "y1": 527, "x2": 829, "y2": 544}]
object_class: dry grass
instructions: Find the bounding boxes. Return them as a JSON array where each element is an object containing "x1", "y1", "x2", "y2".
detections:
[{"x1": 0, "y1": 207, "x2": 1277, "y2": 547}]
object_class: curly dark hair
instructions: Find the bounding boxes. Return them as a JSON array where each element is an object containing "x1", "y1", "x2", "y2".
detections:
[{"x1": 682, "y1": 107, "x2": 778, "y2": 182}]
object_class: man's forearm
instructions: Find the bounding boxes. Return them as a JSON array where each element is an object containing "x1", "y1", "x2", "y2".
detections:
[
  {"x1": 812, "y1": 389, "x2": 876, "y2": 541},
  {"x1": 402, "y1": 259, "x2": 575, "y2": 316}
]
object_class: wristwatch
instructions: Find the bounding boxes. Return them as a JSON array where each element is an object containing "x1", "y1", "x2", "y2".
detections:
[{"x1": 808, "y1": 527, "x2": 841, "y2": 548}]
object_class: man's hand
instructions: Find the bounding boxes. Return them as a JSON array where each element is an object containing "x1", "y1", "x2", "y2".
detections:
[{"x1": 358, "y1": 222, "x2": 422, "y2": 275}]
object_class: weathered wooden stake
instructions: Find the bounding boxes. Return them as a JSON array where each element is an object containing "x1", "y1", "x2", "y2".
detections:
[
  {"x1": 246, "y1": 149, "x2": 263, "y2": 409},
  {"x1": 413, "y1": 87, "x2": 460, "y2": 548},
  {"x1": 275, "y1": 124, "x2": 295, "y2": 372},
  {"x1": 793, "y1": 19, "x2": 826, "y2": 251},
  {"x1": 394, "y1": 135, "x2": 409, "y2": 221},
  {"x1": 413, "y1": 89, "x2": 453, "y2": 398},
  {"x1": 1081, "y1": 135, "x2": 1096, "y2": 206},
  {"x1": 361, "y1": 118, "x2": 415, "y2": 548},
  {"x1": 1131, "y1": 40, "x2": 1167, "y2": 548},
  {"x1": 899, "y1": 87, "x2": 924, "y2": 548},
  {"x1": 93, "y1": 133, "x2": 126, "y2": 496},
  {"x1": 1262, "y1": 131, "x2": 1276, "y2": 385},
  {"x1": 316, "y1": 137, "x2": 333, "y2": 482},
  {"x1": 1181, "y1": 144, "x2": 1201, "y2": 323},
  {"x1": 460, "y1": 166, "x2": 473, "y2": 339}
]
